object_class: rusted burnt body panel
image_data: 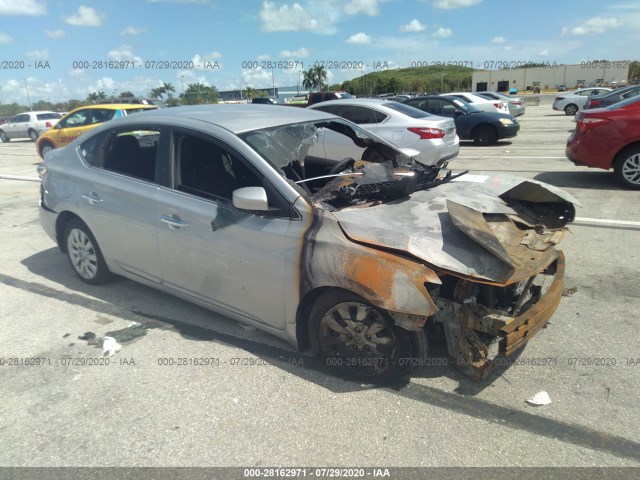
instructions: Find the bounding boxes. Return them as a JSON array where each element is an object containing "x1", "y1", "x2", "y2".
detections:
[{"x1": 301, "y1": 211, "x2": 440, "y2": 329}]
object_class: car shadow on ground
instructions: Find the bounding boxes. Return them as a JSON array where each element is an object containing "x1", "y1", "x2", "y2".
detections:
[
  {"x1": 534, "y1": 171, "x2": 620, "y2": 190},
  {"x1": 459, "y1": 140, "x2": 513, "y2": 147}
]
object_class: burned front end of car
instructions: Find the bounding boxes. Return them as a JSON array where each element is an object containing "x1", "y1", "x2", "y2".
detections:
[{"x1": 332, "y1": 175, "x2": 577, "y2": 380}]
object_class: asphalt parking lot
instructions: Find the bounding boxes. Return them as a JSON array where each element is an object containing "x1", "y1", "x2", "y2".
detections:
[{"x1": 1, "y1": 105, "x2": 639, "y2": 473}]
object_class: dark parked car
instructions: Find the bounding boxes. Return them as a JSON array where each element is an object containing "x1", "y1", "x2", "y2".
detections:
[
  {"x1": 307, "y1": 91, "x2": 353, "y2": 106},
  {"x1": 403, "y1": 96, "x2": 519, "y2": 145},
  {"x1": 251, "y1": 97, "x2": 278, "y2": 104},
  {"x1": 584, "y1": 85, "x2": 640, "y2": 110},
  {"x1": 566, "y1": 96, "x2": 640, "y2": 189}
]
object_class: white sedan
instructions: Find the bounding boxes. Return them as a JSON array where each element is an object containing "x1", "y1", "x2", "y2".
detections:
[
  {"x1": 308, "y1": 98, "x2": 459, "y2": 167},
  {"x1": 440, "y1": 92, "x2": 510, "y2": 114},
  {"x1": 552, "y1": 87, "x2": 612, "y2": 115}
]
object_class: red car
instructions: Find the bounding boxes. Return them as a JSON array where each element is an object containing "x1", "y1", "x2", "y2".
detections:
[{"x1": 566, "y1": 96, "x2": 640, "y2": 189}]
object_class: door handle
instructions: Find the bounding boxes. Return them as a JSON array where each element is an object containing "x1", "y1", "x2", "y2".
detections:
[
  {"x1": 160, "y1": 214, "x2": 189, "y2": 230},
  {"x1": 81, "y1": 192, "x2": 103, "y2": 205}
]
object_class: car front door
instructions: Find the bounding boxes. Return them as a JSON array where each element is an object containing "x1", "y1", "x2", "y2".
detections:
[
  {"x1": 4, "y1": 114, "x2": 30, "y2": 139},
  {"x1": 155, "y1": 128, "x2": 301, "y2": 329}
]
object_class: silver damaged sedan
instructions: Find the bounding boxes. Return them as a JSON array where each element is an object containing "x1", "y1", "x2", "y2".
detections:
[{"x1": 38, "y1": 105, "x2": 578, "y2": 380}]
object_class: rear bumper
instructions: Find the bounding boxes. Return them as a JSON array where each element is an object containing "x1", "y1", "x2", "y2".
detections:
[{"x1": 434, "y1": 252, "x2": 565, "y2": 381}]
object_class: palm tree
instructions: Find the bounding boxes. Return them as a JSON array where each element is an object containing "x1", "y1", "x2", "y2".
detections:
[
  {"x1": 312, "y1": 65, "x2": 328, "y2": 91},
  {"x1": 162, "y1": 82, "x2": 175, "y2": 99},
  {"x1": 302, "y1": 68, "x2": 315, "y2": 92}
]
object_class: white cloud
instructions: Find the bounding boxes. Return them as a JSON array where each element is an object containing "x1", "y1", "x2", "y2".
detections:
[
  {"x1": 191, "y1": 52, "x2": 223, "y2": 69},
  {"x1": 0, "y1": 31, "x2": 12, "y2": 43},
  {"x1": 259, "y1": 1, "x2": 338, "y2": 34},
  {"x1": 121, "y1": 26, "x2": 146, "y2": 36},
  {"x1": 538, "y1": 49, "x2": 549, "y2": 56},
  {"x1": 344, "y1": 0, "x2": 380, "y2": 16},
  {"x1": 45, "y1": 29, "x2": 65, "y2": 38},
  {"x1": 26, "y1": 49, "x2": 49, "y2": 59},
  {"x1": 490, "y1": 36, "x2": 507, "y2": 44},
  {"x1": 432, "y1": 0, "x2": 481, "y2": 9},
  {"x1": 69, "y1": 69, "x2": 86, "y2": 77},
  {"x1": 562, "y1": 17, "x2": 623, "y2": 35},
  {"x1": 242, "y1": 68, "x2": 273, "y2": 89},
  {"x1": 280, "y1": 47, "x2": 310, "y2": 58},
  {"x1": 107, "y1": 45, "x2": 142, "y2": 64},
  {"x1": 400, "y1": 19, "x2": 426, "y2": 32},
  {"x1": 0, "y1": 0, "x2": 45, "y2": 15},
  {"x1": 257, "y1": 54, "x2": 271, "y2": 61},
  {"x1": 65, "y1": 6, "x2": 104, "y2": 26},
  {"x1": 347, "y1": 32, "x2": 371, "y2": 44},
  {"x1": 433, "y1": 27, "x2": 452, "y2": 38}
]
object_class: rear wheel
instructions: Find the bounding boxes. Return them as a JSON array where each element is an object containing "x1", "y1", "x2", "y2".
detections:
[
  {"x1": 39, "y1": 141, "x2": 54, "y2": 157},
  {"x1": 564, "y1": 104, "x2": 578, "y2": 116},
  {"x1": 29, "y1": 129, "x2": 38, "y2": 141},
  {"x1": 0, "y1": 131, "x2": 9, "y2": 143},
  {"x1": 614, "y1": 146, "x2": 640, "y2": 190},
  {"x1": 63, "y1": 219, "x2": 112, "y2": 284},
  {"x1": 472, "y1": 125, "x2": 498, "y2": 146},
  {"x1": 309, "y1": 290, "x2": 426, "y2": 378}
]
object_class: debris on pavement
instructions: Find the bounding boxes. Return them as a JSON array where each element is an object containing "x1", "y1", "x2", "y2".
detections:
[
  {"x1": 526, "y1": 391, "x2": 552, "y2": 406},
  {"x1": 102, "y1": 336, "x2": 122, "y2": 356}
]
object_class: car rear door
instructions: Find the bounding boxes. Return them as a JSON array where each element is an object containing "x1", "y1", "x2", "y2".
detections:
[
  {"x1": 155, "y1": 127, "x2": 301, "y2": 329},
  {"x1": 76, "y1": 125, "x2": 164, "y2": 283}
]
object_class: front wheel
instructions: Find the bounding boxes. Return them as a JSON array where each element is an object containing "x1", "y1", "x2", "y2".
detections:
[
  {"x1": 473, "y1": 125, "x2": 498, "y2": 146},
  {"x1": 614, "y1": 146, "x2": 640, "y2": 190},
  {"x1": 63, "y1": 218, "x2": 112, "y2": 284},
  {"x1": 564, "y1": 104, "x2": 578, "y2": 116},
  {"x1": 0, "y1": 130, "x2": 9, "y2": 143},
  {"x1": 309, "y1": 290, "x2": 426, "y2": 378}
]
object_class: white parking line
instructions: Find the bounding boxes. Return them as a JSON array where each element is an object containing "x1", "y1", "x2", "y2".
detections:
[
  {"x1": 574, "y1": 217, "x2": 640, "y2": 227},
  {"x1": 460, "y1": 156, "x2": 567, "y2": 159},
  {"x1": 0, "y1": 174, "x2": 41, "y2": 182}
]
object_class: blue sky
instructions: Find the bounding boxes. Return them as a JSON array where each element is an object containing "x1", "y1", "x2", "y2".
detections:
[{"x1": 1, "y1": 0, "x2": 639, "y2": 103}]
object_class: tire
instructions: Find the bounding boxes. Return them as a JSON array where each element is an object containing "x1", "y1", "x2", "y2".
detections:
[
  {"x1": 614, "y1": 146, "x2": 640, "y2": 190},
  {"x1": 0, "y1": 130, "x2": 9, "y2": 143},
  {"x1": 564, "y1": 104, "x2": 578, "y2": 116},
  {"x1": 472, "y1": 125, "x2": 498, "y2": 146},
  {"x1": 29, "y1": 129, "x2": 38, "y2": 141},
  {"x1": 39, "y1": 141, "x2": 54, "y2": 157},
  {"x1": 309, "y1": 290, "x2": 427, "y2": 379},
  {"x1": 63, "y1": 218, "x2": 112, "y2": 285}
]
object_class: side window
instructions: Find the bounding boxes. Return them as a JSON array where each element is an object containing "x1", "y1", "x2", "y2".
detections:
[
  {"x1": 622, "y1": 90, "x2": 638, "y2": 99},
  {"x1": 312, "y1": 104, "x2": 340, "y2": 115},
  {"x1": 90, "y1": 109, "x2": 116, "y2": 124},
  {"x1": 371, "y1": 109, "x2": 389, "y2": 124},
  {"x1": 14, "y1": 114, "x2": 29, "y2": 123},
  {"x1": 80, "y1": 127, "x2": 161, "y2": 183},
  {"x1": 175, "y1": 133, "x2": 262, "y2": 202},
  {"x1": 61, "y1": 111, "x2": 89, "y2": 128},
  {"x1": 337, "y1": 105, "x2": 374, "y2": 124}
]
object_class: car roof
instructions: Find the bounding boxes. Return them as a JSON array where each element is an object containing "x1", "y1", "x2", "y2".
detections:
[
  {"x1": 103, "y1": 104, "x2": 338, "y2": 133},
  {"x1": 16, "y1": 110, "x2": 59, "y2": 115},
  {"x1": 309, "y1": 98, "x2": 394, "y2": 107}
]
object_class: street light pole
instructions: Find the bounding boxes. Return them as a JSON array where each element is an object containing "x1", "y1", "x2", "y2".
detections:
[{"x1": 23, "y1": 78, "x2": 32, "y2": 111}]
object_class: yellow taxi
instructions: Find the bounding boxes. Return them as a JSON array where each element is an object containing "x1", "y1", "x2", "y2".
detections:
[{"x1": 36, "y1": 104, "x2": 157, "y2": 158}]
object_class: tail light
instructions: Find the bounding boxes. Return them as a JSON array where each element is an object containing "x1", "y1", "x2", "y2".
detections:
[
  {"x1": 511, "y1": 101, "x2": 522, "y2": 105},
  {"x1": 576, "y1": 117, "x2": 609, "y2": 133},
  {"x1": 408, "y1": 127, "x2": 445, "y2": 139},
  {"x1": 589, "y1": 100, "x2": 601, "y2": 107},
  {"x1": 45, "y1": 121, "x2": 53, "y2": 128}
]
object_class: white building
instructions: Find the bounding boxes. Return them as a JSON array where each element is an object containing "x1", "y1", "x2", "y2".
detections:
[{"x1": 471, "y1": 61, "x2": 631, "y2": 92}]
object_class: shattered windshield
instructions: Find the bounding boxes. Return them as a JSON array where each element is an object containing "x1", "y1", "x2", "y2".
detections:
[{"x1": 241, "y1": 119, "x2": 460, "y2": 210}]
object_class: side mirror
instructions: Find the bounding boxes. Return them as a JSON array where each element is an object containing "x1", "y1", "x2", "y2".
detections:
[{"x1": 232, "y1": 186, "x2": 269, "y2": 211}]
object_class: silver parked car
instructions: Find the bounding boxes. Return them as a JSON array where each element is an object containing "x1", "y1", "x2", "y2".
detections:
[
  {"x1": 474, "y1": 91, "x2": 525, "y2": 117},
  {"x1": 308, "y1": 98, "x2": 459, "y2": 167},
  {"x1": 0, "y1": 111, "x2": 62, "y2": 142},
  {"x1": 552, "y1": 87, "x2": 612, "y2": 115},
  {"x1": 38, "y1": 105, "x2": 577, "y2": 380}
]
